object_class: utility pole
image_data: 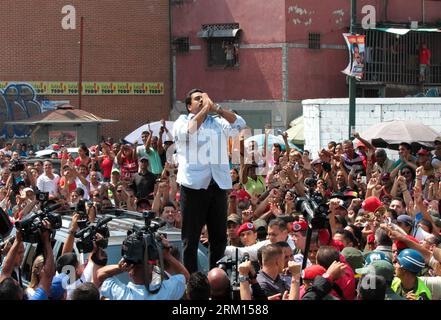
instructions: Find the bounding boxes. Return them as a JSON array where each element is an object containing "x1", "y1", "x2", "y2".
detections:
[
  {"x1": 78, "y1": 16, "x2": 84, "y2": 110},
  {"x1": 348, "y1": 0, "x2": 357, "y2": 139}
]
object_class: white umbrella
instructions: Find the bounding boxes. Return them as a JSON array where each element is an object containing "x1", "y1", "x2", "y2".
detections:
[
  {"x1": 124, "y1": 121, "x2": 174, "y2": 144},
  {"x1": 360, "y1": 120, "x2": 439, "y2": 150}
]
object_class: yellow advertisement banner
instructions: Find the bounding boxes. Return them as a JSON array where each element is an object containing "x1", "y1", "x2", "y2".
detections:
[{"x1": 0, "y1": 81, "x2": 164, "y2": 95}]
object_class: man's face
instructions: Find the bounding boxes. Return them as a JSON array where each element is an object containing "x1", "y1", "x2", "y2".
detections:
[
  {"x1": 227, "y1": 222, "x2": 239, "y2": 239},
  {"x1": 239, "y1": 230, "x2": 257, "y2": 246},
  {"x1": 267, "y1": 225, "x2": 287, "y2": 243},
  {"x1": 112, "y1": 143, "x2": 120, "y2": 154},
  {"x1": 162, "y1": 206, "x2": 176, "y2": 224},
  {"x1": 78, "y1": 166, "x2": 87, "y2": 176},
  {"x1": 151, "y1": 137, "x2": 158, "y2": 149},
  {"x1": 308, "y1": 243, "x2": 319, "y2": 265},
  {"x1": 1, "y1": 169, "x2": 10, "y2": 180},
  {"x1": 418, "y1": 154, "x2": 431, "y2": 168},
  {"x1": 392, "y1": 243, "x2": 399, "y2": 263},
  {"x1": 293, "y1": 232, "x2": 306, "y2": 252},
  {"x1": 282, "y1": 247, "x2": 293, "y2": 268},
  {"x1": 43, "y1": 162, "x2": 53, "y2": 174},
  {"x1": 390, "y1": 200, "x2": 405, "y2": 215},
  {"x1": 434, "y1": 143, "x2": 441, "y2": 156},
  {"x1": 188, "y1": 92, "x2": 204, "y2": 115},
  {"x1": 34, "y1": 162, "x2": 43, "y2": 171},
  {"x1": 343, "y1": 142, "x2": 354, "y2": 156},
  {"x1": 336, "y1": 171, "x2": 345, "y2": 183},
  {"x1": 141, "y1": 133, "x2": 150, "y2": 144},
  {"x1": 139, "y1": 159, "x2": 149, "y2": 170}
]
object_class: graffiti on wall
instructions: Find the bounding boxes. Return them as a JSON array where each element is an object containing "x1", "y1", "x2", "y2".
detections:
[{"x1": 0, "y1": 83, "x2": 42, "y2": 138}]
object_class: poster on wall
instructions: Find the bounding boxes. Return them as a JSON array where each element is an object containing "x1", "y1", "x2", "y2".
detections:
[
  {"x1": 342, "y1": 34, "x2": 366, "y2": 80},
  {"x1": 48, "y1": 131, "x2": 77, "y2": 147}
]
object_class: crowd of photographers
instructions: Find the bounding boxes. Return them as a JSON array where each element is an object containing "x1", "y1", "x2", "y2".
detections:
[{"x1": 2, "y1": 122, "x2": 441, "y2": 301}]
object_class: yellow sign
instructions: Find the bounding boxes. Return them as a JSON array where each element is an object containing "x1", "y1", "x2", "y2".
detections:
[{"x1": 0, "y1": 81, "x2": 164, "y2": 95}]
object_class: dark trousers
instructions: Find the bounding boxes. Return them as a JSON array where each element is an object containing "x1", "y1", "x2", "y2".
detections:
[{"x1": 180, "y1": 183, "x2": 227, "y2": 274}]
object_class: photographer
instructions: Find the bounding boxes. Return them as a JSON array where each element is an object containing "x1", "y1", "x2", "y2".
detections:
[
  {"x1": 96, "y1": 236, "x2": 189, "y2": 300},
  {"x1": 0, "y1": 234, "x2": 24, "y2": 300}
]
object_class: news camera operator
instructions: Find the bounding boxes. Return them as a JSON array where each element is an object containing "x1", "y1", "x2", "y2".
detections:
[{"x1": 95, "y1": 236, "x2": 189, "y2": 300}]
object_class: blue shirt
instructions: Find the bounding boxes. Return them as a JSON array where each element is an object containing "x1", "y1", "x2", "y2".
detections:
[
  {"x1": 100, "y1": 274, "x2": 186, "y2": 300},
  {"x1": 173, "y1": 113, "x2": 246, "y2": 190},
  {"x1": 29, "y1": 287, "x2": 48, "y2": 300}
]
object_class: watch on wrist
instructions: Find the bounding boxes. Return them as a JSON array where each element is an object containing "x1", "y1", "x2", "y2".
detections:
[
  {"x1": 238, "y1": 274, "x2": 250, "y2": 283},
  {"x1": 215, "y1": 103, "x2": 222, "y2": 113}
]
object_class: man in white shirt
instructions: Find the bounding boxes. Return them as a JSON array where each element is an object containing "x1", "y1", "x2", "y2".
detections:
[
  {"x1": 173, "y1": 88, "x2": 246, "y2": 273},
  {"x1": 36, "y1": 160, "x2": 60, "y2": 199}
]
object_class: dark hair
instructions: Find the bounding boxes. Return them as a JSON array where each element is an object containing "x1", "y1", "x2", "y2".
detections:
[
  {"x1": 272, "y1": 143, "x2": 282, "y2": 152},
  {"x1": 400, "y1": 166, "x2": 415, "y2": 180},
  {"x1": 399, "y1": 142, "x2": 411, "y2": 151},
  {"x1": 187, "y1": 272, "x2": 210, "y2": 300},
  {"x1": 391, "y1": 197, "x2": 406, "y2": 208},
  {"x1": 268, "y1": 218, "x2": 287, "y2": 231},
  {"x1": 71, "y1": 282, "x2": 100, "y2": 300},
  {"x1": 335, "y1": 229, "x2": 359, "y2": 248},
  {"x1": 316, "y1": 246, "x2": 340, "y2": 269},
  {"x1": 358, "y1": 274, "x2": 386, "y2": 300},
  {"x1": 0, "y1": 277, "x2": 22, "y2": 300},
  {"x1": 79, "y1": 144, "x2": 90, "y2": 157},
  {"x1": 375, "y1": 228, "x2": 392, "y2": 247},
  {"x1": 56, "y1": 253, "x2": 78, "y2": 273},
  {"x1": 274, "y1": 241, "x2": 290, "y2": 249},
  {"x1": 74, "y1": 187, "x2": 85, "y2": 198},
  {"x1": 185, "y1": 88, "x2": 204, "y2": 113},
  {"x1": 386, "y1": 208, "x2": 398, "y2": 220}
]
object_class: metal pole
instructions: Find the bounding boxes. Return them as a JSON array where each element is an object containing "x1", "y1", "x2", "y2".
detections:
[
  {"x1": 348, "y1": 0, "x2": 357, "y2": 139},
  {"x1": 78, "y1": 16, "x2": 84, "y2": 110}
]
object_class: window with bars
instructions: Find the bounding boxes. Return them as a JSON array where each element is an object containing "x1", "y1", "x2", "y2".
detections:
[
  {"x1": 308, "y1": 33, "x2": 321, "y2": 49},
  {"x1": 199, "y1": 23, "x2": 241, "y2": 68},
  {"x1": 172, "y1": 37, "x2": 190, "y2": 53}
]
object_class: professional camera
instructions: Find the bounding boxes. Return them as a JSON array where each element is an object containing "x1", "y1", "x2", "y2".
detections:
[
  {"x1": 216, "y1": 251, "x2": 253, "y2": 300},
  {"x1": 75, "y1": 216, "x2": 112, "y2": 253},
  {"x1": 14, "y1": 203, "x2": 62, "y2": 243},
  {"x1": 74, "y1": 199, "x2": 90, "y2": 229},
  {"x1": 9, "y1": 159, "x2": 25, "y2": 172},
  {"x1": 121, "y1": 210, "x2": 166, "y2": 265},
  {"x1": 295, "y1": 179, "x2": 329, "y2": 230},
  {"x1": 35, "y1": 190, "x2": 49, "y2": 203}
]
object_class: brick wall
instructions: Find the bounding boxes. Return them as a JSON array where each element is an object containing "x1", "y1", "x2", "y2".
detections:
[
  {"x1": 303, "y1": 98, "x2": 441, "y2": 156},
  {"x1": 0, "y1": 0, "x2": 171, "y2": 139}
]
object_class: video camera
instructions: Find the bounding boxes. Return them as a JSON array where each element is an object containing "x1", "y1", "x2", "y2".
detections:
[
  {"x1": 35, "y1": 190, "x2": 49, "y2": 203},
  {"x1": 14, "y1": 203, "x2": 62, "y2": 243},
  {"x1": 75, "y1": 216, "x2": 112, "y2": 253},
  {"x1": 9, "y1": 159, "x2": 25, "y2": 172},
  {"x1": 217, "y1": 251, "x2": 252, "y2": 300},
  {"x1": 121, "y1": 210, "x2": 166, "y2": 265},
  {"x1": 295, "y1": 178, "x2": 329, "y2": 230}
]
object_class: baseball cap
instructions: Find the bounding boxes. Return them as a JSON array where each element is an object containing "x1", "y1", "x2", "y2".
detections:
[
  {"x1": 292, "y1": 220, "x2": 308, "y2": 232},
  {"x1": 138, "y1": 156, "x2": 149, "y2": 162},
  {"x1": 397, "y1": 215, "x2": 414, "y2": 227},
  {"x1": 341, "y1": 247, "x2": 364, "y2": 271},
  {"x1": 311, "y1": 159, "x2": 323, "y2": 166},
  {"x1": 435, "y1": 136, "x2": 441, "y2": 144},
  {"x1": 111, "y1": 168, "x2": 120, "y2": 174},
  {"x1": 49, "y1": 273, "x2": 67, "y2": 300},
  {"x1": 237, "y1": 222, "x2": 255, "y2": 237},
  {"x1": 227, "y1": 214, "x2": 241, "y2": 226},
  {"x1": 362, "y1": 196, "x2": 383, "y2": 213},
  {"x1": 302, "y1": 265, "x2": 326, "y2": 280},
  {"x1": 356, "y1": 260, "x2": 395, "y2": 282},
  {"x1": 417, "y1": 148, "x2": 430, "y2": 156},
  {"x1": 253, "y1": 219, "x2": 268, "y2": 231},
  {"x1": 364, "y1": 251, "x2": 390, "y2": 266}
]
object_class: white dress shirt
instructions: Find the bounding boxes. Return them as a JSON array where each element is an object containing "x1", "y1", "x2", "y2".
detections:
[{"x1": 173, "y1": 112, "x2": 246, "y2": 190}]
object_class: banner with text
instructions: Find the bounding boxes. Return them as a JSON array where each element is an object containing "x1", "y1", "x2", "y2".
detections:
[{"x1": 342, "y1": 34, "x2": 366, "y2": 80}]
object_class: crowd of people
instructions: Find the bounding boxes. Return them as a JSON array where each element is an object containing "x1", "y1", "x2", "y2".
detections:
[{"x1": 1, "y1": 92, "x2": 441, "y2": 301}]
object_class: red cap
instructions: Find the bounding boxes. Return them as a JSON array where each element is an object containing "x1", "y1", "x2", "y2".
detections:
[
  {"x1": 394, "y1": 235, "x2": 419, "y2": 251},
  {"x1": 302, "y1": 265, "x2": 326, "y2": 280},
  {"x1": 292, "y1": 220, "x2": 308, "y2": 232},
  {"x1": 417, "y1": 148, "x2": 430, "y2": 156},
  {"x1": 331, "y1": 239, "x2": 345, "y2": 252},
  {"x1": 237, "y1": 222, "x2": 255, "y2": 237},
  {"x1": 362, "y1": 196, "x2": 383, "y2": 213}
]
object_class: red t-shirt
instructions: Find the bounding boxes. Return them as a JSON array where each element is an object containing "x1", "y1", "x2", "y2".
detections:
[
  {"x1": 59, "y1": 176, "x2": 77, "y2": 194},
  {"x1": 120, "y1": 156, "x2": 138, "y2": 181},
  {"x1": 100, "y1": 156, "x2": 113, "y2": 179},
  {"x1": 420, "y1": 48, "x2": 431, "y2": 65}
]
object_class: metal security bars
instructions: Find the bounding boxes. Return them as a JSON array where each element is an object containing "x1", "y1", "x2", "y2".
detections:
[{"x1": 357, "y1": 28, "x2": 441, "y2": 85}]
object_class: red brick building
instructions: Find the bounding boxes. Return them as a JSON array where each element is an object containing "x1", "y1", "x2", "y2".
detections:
[
  {"x1": 171, "y1": 0, "x2": 441, "y2": 129},
  {"x1": 0, "y1": 0, "x2": 171, "y2": 139}
]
